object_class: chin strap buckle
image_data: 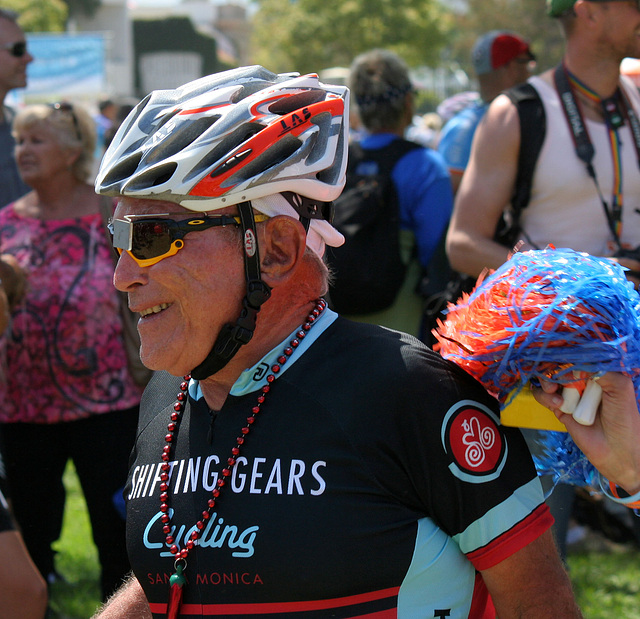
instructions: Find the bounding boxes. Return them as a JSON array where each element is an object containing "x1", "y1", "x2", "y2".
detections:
[{"x1": 217, "y1": 285, "x2": 270, "y2": 351}]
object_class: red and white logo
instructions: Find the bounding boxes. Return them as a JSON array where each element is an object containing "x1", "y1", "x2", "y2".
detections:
[
  {"x1": 442, "y1": 401, "x2": 507, "y2": 483},
  {"x1": 244, "y1": 229, "x2": 257, "y2": 257}
]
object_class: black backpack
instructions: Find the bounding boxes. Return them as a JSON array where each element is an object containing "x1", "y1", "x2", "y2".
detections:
[{"x1": 325, "y1": 138, "x2": 422, "y2": 315}]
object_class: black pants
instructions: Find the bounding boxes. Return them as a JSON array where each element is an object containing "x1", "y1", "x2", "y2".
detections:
[{"x1": 1, "y1": 406, "x2": 139, "y2": 600}]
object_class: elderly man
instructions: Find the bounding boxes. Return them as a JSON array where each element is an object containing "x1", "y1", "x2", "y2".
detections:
[{"x1": 92, "y1": 66, "x2": 582, "y2": 618}]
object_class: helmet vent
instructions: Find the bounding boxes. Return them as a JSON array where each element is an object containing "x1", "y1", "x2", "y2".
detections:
[
  {"x1": 231, "y1": 80, "x2": 276, "y2": 103},
  {"x1": 128, "y1": 162, "x2": 178, "y2": 190},
  {"x1": 144, "y1": 116, "x2": 222, "y2": 165},
  {"x1": 268, "y1": 90, "x2": 325, "y2": 115},
  {"x1": 234, "y1": 134, "x2": 301, "y2": 180},
  {"x1": 117, "y1": 94, "x2": 151, "y2": 138},
  {"x1": 208, "y1": 149, "x2": 252, "y2": 179},
  {"x1": 154, "y1": 108, "x2": 180, "y2": 132},
  {"x1": 100, "y1": 152, "x2": 144, "y2": 187},
  {"x1": 184, "y1": 122, "x2": 265, "y2": 183}
]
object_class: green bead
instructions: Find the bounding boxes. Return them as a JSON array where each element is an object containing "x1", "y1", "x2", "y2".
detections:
[{"x1": 169, "y1": 564, "x2": 186, "y2": 587}]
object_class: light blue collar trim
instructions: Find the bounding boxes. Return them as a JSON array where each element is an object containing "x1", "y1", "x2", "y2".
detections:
[{"x1": 188, "y1": 306, "x2": 337, "y2": 401}]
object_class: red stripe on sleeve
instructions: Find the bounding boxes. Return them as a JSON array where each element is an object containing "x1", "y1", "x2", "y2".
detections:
[{"x1": 466, "y1": 502, "x2": 554, "y2": 571}]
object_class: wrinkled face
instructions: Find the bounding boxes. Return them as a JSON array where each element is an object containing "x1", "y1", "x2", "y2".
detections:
[
  {"x1": 0, "y1": 17, "x2": 32, "y2": 95},
  {"x1": 112, "y1": 198, "x2": 247, "y2": 377}
]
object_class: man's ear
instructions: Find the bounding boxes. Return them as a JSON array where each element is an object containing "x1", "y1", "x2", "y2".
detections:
[
  {"x1": 574, "y1": 0, "x2": 599, "y2": 23},
  {"x1": 259, "y1": 216, "x2": 307, "y2": 287}
]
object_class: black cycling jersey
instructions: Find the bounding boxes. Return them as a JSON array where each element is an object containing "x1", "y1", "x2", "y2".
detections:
[{"x1": 125, "y1": 314, "x2": 551, "y2": 618}]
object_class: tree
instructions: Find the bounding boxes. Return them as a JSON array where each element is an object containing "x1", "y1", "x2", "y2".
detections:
[
  {"x1": 3, "y1": 0, "x2": 68, "y2": 32},
  {"x1": 250, "y1": 0, "x2": 453, "y2": 74},
  {"x1": 4, "y1": 0, "x2": 104, "y2": 32}
]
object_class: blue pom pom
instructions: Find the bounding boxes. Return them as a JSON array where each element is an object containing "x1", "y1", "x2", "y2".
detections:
[{"x1": 439, "y1": 247, "x2": 640, "y2": 487}]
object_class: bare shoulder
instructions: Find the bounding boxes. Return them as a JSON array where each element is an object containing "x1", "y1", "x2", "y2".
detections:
[
  {"x1": 463, "y1": 93, "x2": 521, "y2": 175},
  {"x1": 477, "y1": 93, "x2": 520, "y2": 142}
]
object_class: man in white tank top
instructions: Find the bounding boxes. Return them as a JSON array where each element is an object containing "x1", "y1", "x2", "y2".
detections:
[
  {"x1": 447, "y1": 0, "x2": 640, "y2": 284},
  {"x1": 445, "y1": 0, "x2": 640, "y2": 562}
]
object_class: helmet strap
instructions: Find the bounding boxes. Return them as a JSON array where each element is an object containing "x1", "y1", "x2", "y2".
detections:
[{"x1": 190, "y1": 201, "x2": 272, "y2": 380}]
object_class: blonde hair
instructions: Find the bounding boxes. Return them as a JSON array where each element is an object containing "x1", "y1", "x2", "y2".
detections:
[{"x1": 13, "y1": 102, "x2": 97, "y2": 182}]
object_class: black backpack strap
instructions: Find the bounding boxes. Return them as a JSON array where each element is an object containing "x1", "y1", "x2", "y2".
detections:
[
  {"x1": 346, "y1": 137, "x2": 422, "y2": 228},
  {"x1": 505, "y1": 82, "x2": 546, "y2": 215},
  {"x1": 493, "y1": 83, "x2": 545, "y2": 247},
  {"x1": 351, "y1": 137, "x2": 422, "y2": 175}
]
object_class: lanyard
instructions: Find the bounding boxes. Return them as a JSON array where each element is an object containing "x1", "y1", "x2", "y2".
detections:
[{"x1": 554, "y1": 64, "x2": 640, "y2": 251}]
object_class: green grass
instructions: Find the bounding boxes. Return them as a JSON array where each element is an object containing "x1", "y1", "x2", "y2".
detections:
[
  {"x1": 48, "y1": 462, "x2": 102, "y2": 619},
  {"x1": 569, "y1": 548, "x2": 640, "y2": 619},
  {"x1": 51, "y1": 463, "x2": 640, "y2": 619}
]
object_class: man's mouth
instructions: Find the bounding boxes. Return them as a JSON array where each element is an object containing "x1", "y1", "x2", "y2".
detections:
[{"x1": 140, "y1": 303, "x2": 170, "y2": 317}]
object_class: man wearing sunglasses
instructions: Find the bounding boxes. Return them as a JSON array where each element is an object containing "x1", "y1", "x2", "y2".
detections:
[
  {"x1": 0, "y1": 9, "x2": 32, "y2": 208},
  {"x1": 91, "y1": 67, "x2": 587, "y2": 618}
]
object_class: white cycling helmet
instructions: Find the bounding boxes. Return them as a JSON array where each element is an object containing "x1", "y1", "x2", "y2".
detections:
[{"x1": 95, "y1": 66, "x2": 349, "y2": 254}]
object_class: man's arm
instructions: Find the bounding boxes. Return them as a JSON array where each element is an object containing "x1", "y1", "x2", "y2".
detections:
[
  {"x1": 533, "y1": 372, "x2": 640, "y2": 495},
  {"x1": 446, "y1": 94, "x2": 522, "y2": 278},
  {"x1": 92, "y1": 575, "x2": 152, "y2": 619},
  {"x1": 448, "y1": 170, "x2": 463, "y2": 195},
  {"x1": 481, "y1": 529, "x2": 581, "y2": 618}
]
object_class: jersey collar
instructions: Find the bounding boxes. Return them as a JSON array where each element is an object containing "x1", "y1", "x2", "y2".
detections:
[{"x1": 189, "y1": 306, "x2": 338, "y2": 401}]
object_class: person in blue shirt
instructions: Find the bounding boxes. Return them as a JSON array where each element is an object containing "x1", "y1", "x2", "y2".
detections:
[
  {"x1": 346, "y1": 48, "x2": 454, "y2": 337},
  {"x1": 438, "y1": 31, "x2": 535, "y2": 194}
]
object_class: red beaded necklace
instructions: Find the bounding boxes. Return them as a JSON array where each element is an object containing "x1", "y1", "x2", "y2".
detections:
[{"x1": 161, "y1": 299, "x2": 326, "y2": 619}]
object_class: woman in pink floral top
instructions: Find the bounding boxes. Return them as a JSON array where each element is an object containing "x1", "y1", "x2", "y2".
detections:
[
  {"x1": 0, "y1": 203, "x2": 142, "y2": 420},
  {"x1": 0, "y1": 101, "x2": 143, "y2": 602}
]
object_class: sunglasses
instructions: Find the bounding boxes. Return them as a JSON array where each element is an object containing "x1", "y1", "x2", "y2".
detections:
[
  {"x1": 1, "y1": 41, "x2": 27, "y2": 58},
  {"x1": 109, "y1": 213, "x2": 269, "y2": 267},
  {"x1": 49, "y1": 102, "x2": 82, "y2": 141}
]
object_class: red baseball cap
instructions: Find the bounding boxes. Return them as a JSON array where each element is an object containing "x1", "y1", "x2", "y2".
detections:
[{"x1": 472, "y1": 31, "x2": 535, "y2": 75}]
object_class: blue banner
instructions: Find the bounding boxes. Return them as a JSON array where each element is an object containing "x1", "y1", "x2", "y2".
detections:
[{"x1": 13, "y1": 33, "x2": 106, "y2": 102}]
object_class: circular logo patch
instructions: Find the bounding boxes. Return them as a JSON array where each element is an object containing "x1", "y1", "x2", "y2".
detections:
[{"x1": 442, "y1": 402, "x2": 507, "y2": 482}]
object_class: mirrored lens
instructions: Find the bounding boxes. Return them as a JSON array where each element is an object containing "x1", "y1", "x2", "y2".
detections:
[{"x1": 131, "y1": 220, "x2": 172, "y2": 259}]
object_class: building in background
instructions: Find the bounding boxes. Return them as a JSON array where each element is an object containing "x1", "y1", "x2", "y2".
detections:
[{"x1": 12, "y1": 0, "x2": 250, "y2": 105}]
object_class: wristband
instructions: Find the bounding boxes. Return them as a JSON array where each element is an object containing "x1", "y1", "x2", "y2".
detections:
[{"x1": 598, "y1": 472, "x2": 640, "y2": 509}]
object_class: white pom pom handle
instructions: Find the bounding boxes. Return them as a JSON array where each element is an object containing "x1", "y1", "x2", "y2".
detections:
[{"x1": 571, "y1": 378, "x2": 602, "y2": 426}]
